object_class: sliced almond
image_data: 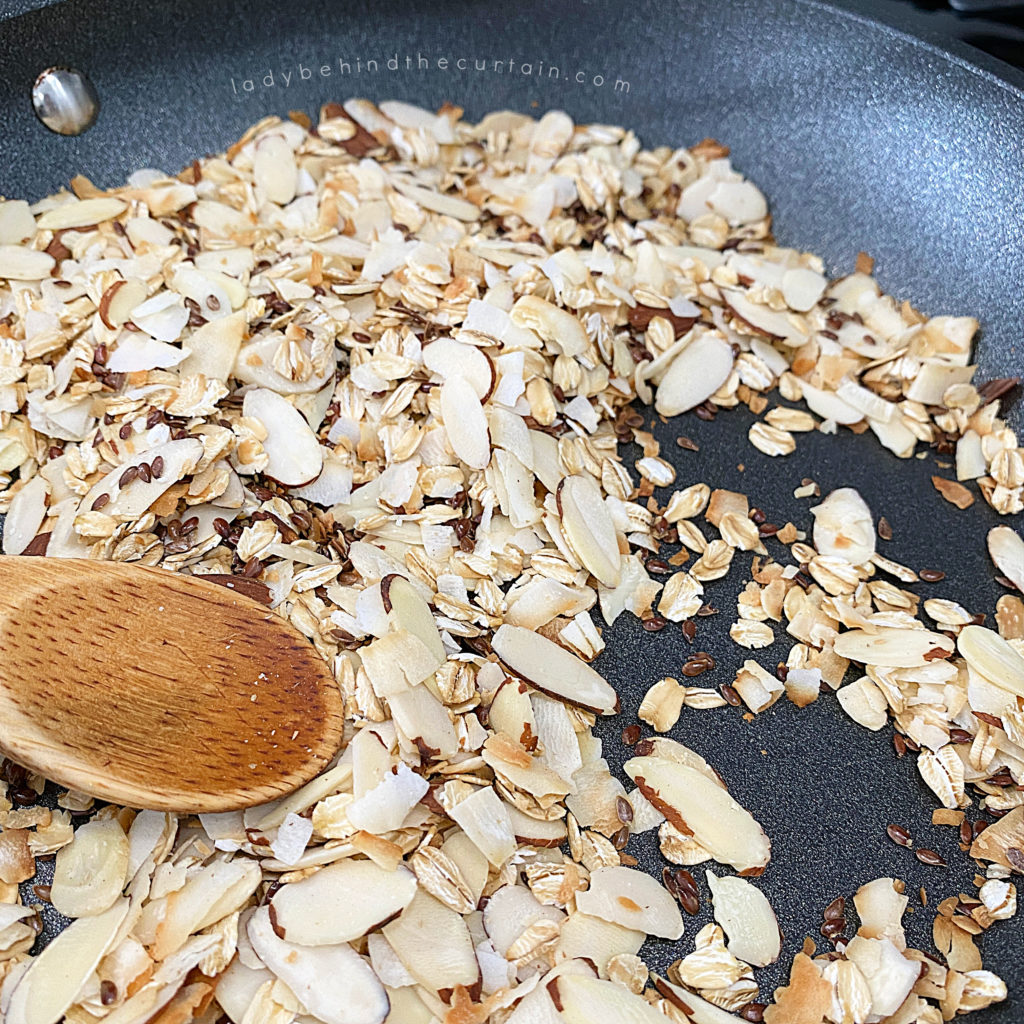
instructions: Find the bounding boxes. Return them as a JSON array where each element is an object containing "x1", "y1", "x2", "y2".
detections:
[
  {"x1": 654, "y1": 332, "x2": 734, "y2": 416},
  {"x1": 79, "y1": 437, "x2": 204, "y2": 519},
  {"x1": 988, "y1": 526, "x2": 1024, "y2": 593},
  {"x1": 382, "y1": 889, "x2": 479, "y2": 993},
  {"x1": 781, "y1": 267, "x2": 827, "y2": 311},
  {"x1": 492, "y1": 624, "x2": 618, "y2": 715},
  {"x1": 483, "y1": 884, "x2": 564, "y2": 956},
  {"x1": 271, "y1": 859, "x2": 417, "y2": 945},
  {"x1": 724, "y1": 291, "x2": 808, "y2": 346},
  {"x1": 6, "y1": 898, "x2": 129, "y2": 1024},
  {"x1": 553, "y1": 912, "x2": 644, "y2": 972},
  {"x1": 623, "y1": 756, "x2": 770, "y2": 873},
  {"x1": 511, "y1": 294, "x2": 588, "y2": 357},
  {"x1": 0, "y1": 244, "x2": 55, "y2": 280},
  {"x1": 553, "y1": 974, "x2": 668, "y2": 1024},
  {"x1": 248, "y1": 905, "x2": 389, "y2": 1024},
  {"x1": 98, "y1": 278, "x2": 148, "y2": 329},
  {"x1": 0, "y1": 200, "x2": 35, "y2": 244},
  {"x1": 50, "y1": 818, "x2": 129, "y2": 919},
  {"x1": 705, "y1": 870, "x2": 781, "y2": 966},
  {"x1": 575, "y1": 865, "x2": 684, "y2": 940},
  {"x1": 958, "y1": 623, "x2": 1024, "y2": 698},
  {"x1": 833, "y1": 627, "x2": 954, "y2": 668},
  {"x1": 253, "y1": 132, "x2": 298, "y2": 205},
  {"x1": 558, "y1": 474, "x2": 621, "y2": 587},
  {"x1": 37, "y1": 196, "x2": 126, "y2": 230},
  {"x1": 178, "y1": 309, "x2": 246, "y2": 382},
  {"x1": 242, "y1": 387, "x2": 324, "y2": 486},
  {"x1": 380, "y1": 574, "x2": 446, "y2": 667},
  {"x1": 440, "y1": 374, "x2": 491, "y2": 470},
  {"x1": 2, "y1": 474, "x2": 49, "y2": 556},
  {"x1": 423, "y1": 338, "x2": 495, "y2": 400}
]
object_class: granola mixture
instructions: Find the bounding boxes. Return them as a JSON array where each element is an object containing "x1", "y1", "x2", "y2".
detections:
[{"x1": 0, "y1": 100, "x2": 1022, "y2": 1023}]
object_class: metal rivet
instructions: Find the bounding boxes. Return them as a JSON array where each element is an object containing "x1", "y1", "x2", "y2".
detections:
[{"x1": 32, "y1": 67, "x2": 99, "y2": 136}]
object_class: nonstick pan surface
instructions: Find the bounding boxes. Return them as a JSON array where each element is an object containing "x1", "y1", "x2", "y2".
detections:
[{"x1": 1, "y1": 0, "x2": 1023, "y2": 1018}]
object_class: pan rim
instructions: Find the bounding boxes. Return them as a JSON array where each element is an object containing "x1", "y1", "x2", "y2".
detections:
[{"x1": 801, "y1": 0, "x2": 1024, "y2": 99}]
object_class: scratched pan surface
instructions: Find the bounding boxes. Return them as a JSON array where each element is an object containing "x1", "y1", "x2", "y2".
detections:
[{"x1": 1, "y1": 0, "x2": 1023, "y2": 1016}]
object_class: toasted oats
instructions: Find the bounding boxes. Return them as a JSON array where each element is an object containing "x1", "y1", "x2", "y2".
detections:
[
  {"x1": 639, "y1": 678, "x2": 686, "y2": 733},
  {"x1": 748, "y1": 421, "x2": 797, "y2": 457}
]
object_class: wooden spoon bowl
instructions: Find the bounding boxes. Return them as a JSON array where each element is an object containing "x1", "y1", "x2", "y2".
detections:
[{"x1": 0, "y1": 556, "x2": 345, "y2": 812}]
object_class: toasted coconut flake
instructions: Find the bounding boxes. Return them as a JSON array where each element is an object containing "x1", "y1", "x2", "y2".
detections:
[
  {"x1": 346, "y1": 761, "x2": 429, "y2": 834},
  {"x1": 762, "y1": 953, "x2": 832, "y2": 1024},
  {"x1": 449, "y1": 785, "x2": 517, "y2": 867},
  {"x1": 843, "y1": 935, "x2": 920, "y2": 1018},
  {"x1": 810, "y1": 488, "x2": 875, "y2": 565},
  {"x1": 0, "y1": 829, "x2": 35, "y2": 884},
  {"x1": 970, "y1": 806, "x2": 1024, "y2": 870},
  {"x1": 853, "y1": 877, "x2": 908, "y2": 949},
  {"x1": 836, "y1": 675, "x2": 889, "y2": 731}
]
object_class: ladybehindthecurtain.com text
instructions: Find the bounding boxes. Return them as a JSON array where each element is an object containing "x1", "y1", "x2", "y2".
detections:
[{"x1": 229, "y1": 53, "x2": 631, "y2": 96}]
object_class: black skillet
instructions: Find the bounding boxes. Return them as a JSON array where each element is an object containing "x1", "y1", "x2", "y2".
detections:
[{"x1": 1, "y1": 0, "x2": 1023, "y2": 1018}]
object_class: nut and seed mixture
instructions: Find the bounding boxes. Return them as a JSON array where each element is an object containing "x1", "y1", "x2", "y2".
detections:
[{"x1": 0, "y1": 99, "x2": 1021, "y2": 1023}]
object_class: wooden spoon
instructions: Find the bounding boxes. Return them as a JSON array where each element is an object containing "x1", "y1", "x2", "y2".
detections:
[{"x1": 0, "y1": 556, "x2": 345, "y2": 813}]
